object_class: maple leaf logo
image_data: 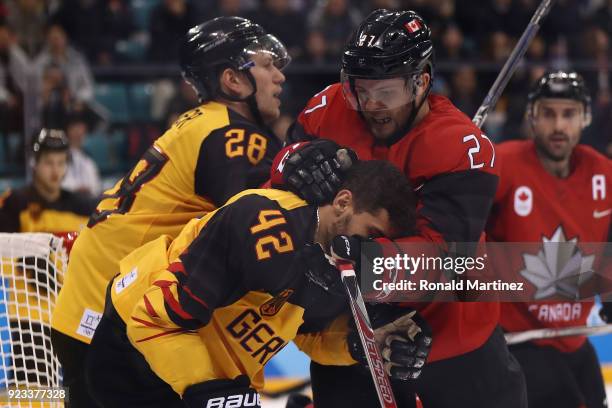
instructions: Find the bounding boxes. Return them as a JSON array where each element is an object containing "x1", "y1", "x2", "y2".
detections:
[{"x1": 520, "y1": 226, "x2": 594, "y2": 300}]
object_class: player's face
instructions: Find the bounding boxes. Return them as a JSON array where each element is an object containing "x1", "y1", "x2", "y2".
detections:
[
  {"x1": 342, "y1": 208, "x2": 393, "y2": 239},
  {"x1": 33, "y1": 151, "x2": 67, "y2": 194},
  {"x1": 354, "y1": 78, "x2": 415, "y2": 140},
  {"x1": 250, "y1": 52, "x2": 286, "y2": 123},
  {"x1": 531, "y1": 98, "x2": 585, "y2": 162}
]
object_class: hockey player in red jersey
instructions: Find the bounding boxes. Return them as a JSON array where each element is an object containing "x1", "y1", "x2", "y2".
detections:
[
  {"x1": 282, "y1": 9, "x2": 527, "y2": 408},
  {"x1": 490, "y1": 71, "x2": 612, "y2": 408}
]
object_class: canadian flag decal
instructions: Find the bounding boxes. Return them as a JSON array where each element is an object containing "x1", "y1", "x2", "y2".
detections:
[{"x1": 405, "y1": 19, "x2": 421, "y2": 33}]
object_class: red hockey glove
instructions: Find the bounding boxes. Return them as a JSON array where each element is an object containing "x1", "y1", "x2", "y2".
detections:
[
  {"x1": 271, "y1": 140, "x2": 357, "y2": 205},
  {"x1": 348, "y1": 303, "x2": 432, "y2": 381}
]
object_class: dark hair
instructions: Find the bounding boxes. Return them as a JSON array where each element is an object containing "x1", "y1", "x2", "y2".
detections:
[{"x1": 342, "y1": 160, "x2": 416, "y2": 235}]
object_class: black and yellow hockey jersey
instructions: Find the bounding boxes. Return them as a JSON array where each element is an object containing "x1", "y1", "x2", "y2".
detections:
[
  {"x1": 52, "y1": 102, "x2": 282, "y2": 343},
  {"x1": 0, "y1": 185, "x2": 95, "y2": 233},
  {"x1": 106, "y1": 189, "x2": 354, "y2": 395}
]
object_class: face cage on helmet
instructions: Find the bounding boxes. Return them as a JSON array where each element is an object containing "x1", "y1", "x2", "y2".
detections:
[
  {"x1": 236, "y1": 34, "x2": 291, "y2": 72},
  {"x1": 340, "y1": 70, "x2": 421, "y2": 112}
]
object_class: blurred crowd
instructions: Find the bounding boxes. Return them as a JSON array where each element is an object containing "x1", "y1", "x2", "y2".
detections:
[{"x1": 0, "y1": 0, "x2": 610, "y2": 183}]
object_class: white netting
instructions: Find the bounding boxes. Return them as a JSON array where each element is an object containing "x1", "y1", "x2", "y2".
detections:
[{"x1": 0, "y1": 233, "x2": 66, "y2": 407}]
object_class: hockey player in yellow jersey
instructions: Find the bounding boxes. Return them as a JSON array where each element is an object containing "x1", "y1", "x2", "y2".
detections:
[
  {"x1": 86, "y1": 161, "x2": 431, "y2": 408},
  {"x1": 0, "y1": 128, "x2": 95, "y2": 233},
  {"x1": 50, "y1": 17, "x2": 291, "y2": 407}
]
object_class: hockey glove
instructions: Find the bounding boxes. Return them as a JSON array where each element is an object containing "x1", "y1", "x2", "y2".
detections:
[
  {"x1": 600, "y1": 302, "x2": 612, "y2": 323},
  {"x1": 182, "y1": 376, "x2": 261, "y2": 408},
  {"x1": 348, "y1": 303, "x2": 432, "y2": 381},
  {"x1": 330, "y1": 234, "x2": 399, "y2": 298},
  {"x1": 301, "y1": 243, "x2": 346, "y2": 297},
  {"x1": 271, "y1": 139, "x2": 357, "y2": 205}
]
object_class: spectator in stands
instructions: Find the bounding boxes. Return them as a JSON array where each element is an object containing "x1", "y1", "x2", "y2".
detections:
[
  {"x1": 148, "y1": 0, "x2": 199, "y2": 62},
  {"x1": 436, "y1": 23, "x2": 473, "y2": 61},
  {"x1": 591, "y1": 0, "x2": 612, "y2": 33},
  {"x1": 0, "y1": 22, "x2": 28, "y2": 161},
  {"x1": 295, "y1": 30, "x2": 334, "y2": 65},
  {"x1": 35, "y1": 24, "x2": 94, "y2": 105},
  {"x1": 308, "y1": 0, "x2": 362, "y2": 59},
  {"x1": 5, "y1": 0, "x2": 46, "y2": 57},
  {"x1": 161, "y1": 79, "x2": 199, "y2": 129},
  {"x1": 52, "y1": 0, "x2": 136, "y2": 65},
  {"x1": 248, "y1": 0, "x2": 306, "y2": 58},
  {"x1": 449, "y1": 65, "x2": 480, "y2": 117},
  {"x1": 198, "y1": 0, "x2": 246, "y2": 21},
  {"x1": 0, "y1": 128, "x2": 95, "y2": 233},
  {"x1": 62, "y1": 114, "x2": 101, "y2": 198},
  {"x1": 40, "y1": 64, "x2": 71, "y2": 129}
]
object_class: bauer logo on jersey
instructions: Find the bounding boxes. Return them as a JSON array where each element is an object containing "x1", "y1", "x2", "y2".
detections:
[
  {"x1": 514, "y1": 186, "x2": 533, "y2": 217},
  {"x1": 115, "y1": 267, "x2": 138, "y2": 294},
  {"x1": 260, "y1": 288, "x2": 294, "y2": 317}
]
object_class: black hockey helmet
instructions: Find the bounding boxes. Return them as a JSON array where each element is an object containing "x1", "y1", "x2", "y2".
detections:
[
  {"x1": 32, "y1": 128, "x2": 69, "y2": 161},
  {"x1": 180, "y1": 16, "x2": 290, "y2": 125},
  {"x1": 341, "y1": 9, "x2": 434, "y2": 113},
  {"x1": 527, "y1": 70, "x2": 592, "y2": 125},
  {"x1": 342, "y1": 9, "x2": 433, "y2": 79}
]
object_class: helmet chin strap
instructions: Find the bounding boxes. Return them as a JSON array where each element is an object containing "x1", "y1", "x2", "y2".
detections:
[
  {"x1": 243, "y1": 70, "x2": 268, "y2": 129},
  {"x1": 215, "y1": 69, "x2": 269, "y2": 130}
]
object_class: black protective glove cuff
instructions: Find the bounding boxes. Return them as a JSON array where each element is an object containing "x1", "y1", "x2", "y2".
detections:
[
  {"x1": 301, "y1": 243, "x2": 346, "y2": 297},
  {"x1": 182, "y1": 377, "x2": 261, "y2": 408}
]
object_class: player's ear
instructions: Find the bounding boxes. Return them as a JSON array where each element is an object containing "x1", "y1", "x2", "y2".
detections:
[
  {"x1": 416, "y1": 72, "x2": 430, "y2": 95},
  {"x1": 526, "y1": 102, "x2": 537, "y2": 132},
  {"x1": 219, "y1": 67, "x2": 248, "y2": 97},
  {"x1": 332, "y1": 189, "x2": 352, "y2": 215},
  {"x1": 582, "y1": 105, "x2": 592, "y2": 128}
]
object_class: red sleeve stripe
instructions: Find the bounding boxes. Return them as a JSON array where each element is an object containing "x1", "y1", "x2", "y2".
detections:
[
  {"x1": 153, "y1": 280, "x2": 195, "y2": 320},
  {"x1": 131, "y1": 316, "x2": 167, "y2": 329},
  {"x1": 131, "y1": 320, "x2": 187, "y2": 343},
  {"x1": 180, "y1": 284, "x2": 209, "y2": 309},
  {"x1": 168, "y1": 261, "x2": 187, "y2": 276},
  {"x1": 166, "y1": 264, "x2": 210, "y2": 309},
  {"x1": 143, "y1": 294, "x2": 159, "y2": 318}
]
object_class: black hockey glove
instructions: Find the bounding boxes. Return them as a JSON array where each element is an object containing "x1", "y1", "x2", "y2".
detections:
[
  {"x1": 329, "y1": 234, "x2": 387, "y2": 273},
  {"x1": 182, "y1": 376, "x2": 261, "y2": 408},
  {"x1": 301, "y1": 243, "x2": 346, "y2": 297},
  {"x1": 271, "y1": 139, "x2": 357, "y2": 205},
  {"x1": 348, "y1": 303, "x2": 432, "y2": 381},
  {"x1": 600, "y1": 302, "x2": 612, "y2": 323},
  {"x1": 331, "y1": 235, "x2": 399, "y2": 298}
]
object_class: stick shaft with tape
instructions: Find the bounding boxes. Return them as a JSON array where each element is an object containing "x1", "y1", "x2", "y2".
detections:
[
  {"x1": 338, "y1": 261, "x2": 398, "y2": 408},
  {"x1": 472, "y1": 0, "x2": 556, "y2": 128},
  {"x1": 505, "y1": 324, "x2": 612, "y2": 345}
]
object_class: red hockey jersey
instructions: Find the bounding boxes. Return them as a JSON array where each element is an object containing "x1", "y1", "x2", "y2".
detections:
[
  {"x1": 289, "y1": 83, "x2": 500, "y2": 362},
  {"x1": 489, "y1": 140, "x2": 612, "y2": 352}
]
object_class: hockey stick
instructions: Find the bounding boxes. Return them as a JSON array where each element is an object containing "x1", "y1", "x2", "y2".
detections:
[
  {"x1": 472, "y1": 0, "x2": 556, "y2": 128},
  {"x1": 505, "y1": 324, "x2": 612, "y2": 345},
  {"x1": 338, "y1": 261, "x2": 398, "y2": 408}
]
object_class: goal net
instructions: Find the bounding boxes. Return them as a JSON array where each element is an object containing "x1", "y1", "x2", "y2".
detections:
[{"x1": 0, "y1": 233, "x2": 66, "y2": 401}]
